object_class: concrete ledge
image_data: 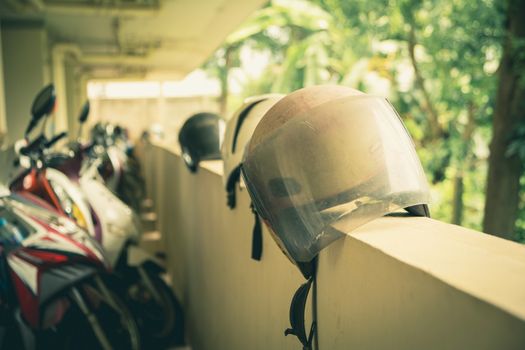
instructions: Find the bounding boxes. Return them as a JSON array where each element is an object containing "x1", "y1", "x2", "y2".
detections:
[
  {"x1": 143, "y1": 139, "x2": 525, "y2": 350},
  {"x1": 319, "y1": 218, "x2": 525, "y2": 349}
]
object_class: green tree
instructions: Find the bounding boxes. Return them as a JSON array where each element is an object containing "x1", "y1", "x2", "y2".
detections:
[
  {"x1": 204, "y1": 0, "x2": 338, "y2": 111},
  {"x1": 203, "y1": 45, "x2": 241, "y2": 116},
  {"x1": 316, "y1": 0, "x2": 501, "y2": 227},
  {"x1": 205, "y1": 0, "x2": 513, "y2": 234},
  {"x1": 483, "y1": 0, "x2": 525, "y2": 240}
]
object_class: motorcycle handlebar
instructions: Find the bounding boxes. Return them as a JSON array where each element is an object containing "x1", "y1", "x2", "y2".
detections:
[
  {"x1": 19, "y1": 131, "x2": 67, "y2": 159},
  {"x1": 19, "y1": 135, "x2": 47, "y2": 156},
  {"x1": 45, "y1": 132, "x2": 67, "y2": 148}
]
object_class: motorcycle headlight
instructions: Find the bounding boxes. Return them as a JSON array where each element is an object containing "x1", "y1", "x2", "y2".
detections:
[
  {"x1": 49, "y1": 180, "x2": 88, "y2": 230},
  {"x1": 71, "y1": 203, "x2": 88, "y2": 230}
]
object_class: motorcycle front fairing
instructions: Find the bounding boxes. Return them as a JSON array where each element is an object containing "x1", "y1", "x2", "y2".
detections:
[
  {"x1": 6, "y1": 196, "x2": 107, "y2": 266},
  {"x1": 78, "y1": 157, "x2": 140, "y2": 261},
  {"x1": 45, "y1": 168, "x2": 96, "y2": 237},
  {"x1": 9, "y1": 168, "x2": 63, "y2": 212},
  {"x1": 48, "y1": 145, "x2": 142, "y2": 267},
  {"x1": 79, "y1": 174, "x2": 140, "y2": 265},
  {"x1": 2, "y1": 200, "x2": 108, "y2": 329}
]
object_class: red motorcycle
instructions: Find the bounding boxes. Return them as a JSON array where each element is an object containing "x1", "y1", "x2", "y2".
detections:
[
  {"x1": 0, "y1": 85, "x2": 141, "y2": 350},
  {"x1": 11, "y1": 86, "x2": 184, "y2": 348},
  {"x1": 0, "y1": 192, "x2": 141, "y2": 349}
]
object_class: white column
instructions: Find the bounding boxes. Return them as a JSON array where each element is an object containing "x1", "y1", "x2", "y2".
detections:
[
  {"x1": 51, "y1": 44, "x2": 83, "y2": 136},
  {"x1": 0, "y1": 23, "x2": 7, "y2": 146},
  {"x1": 51, "y1": 45, "x2": 68, "y2": 134},
  {"x1": 64, "y1": 58, "x2": 81, "y2": 138},
  {"x1": 76, "y1": 73, "x2": 90, "y2": 140},
  {"x1": 1, "y1": 23, "x2": 50, "y2": 144}
]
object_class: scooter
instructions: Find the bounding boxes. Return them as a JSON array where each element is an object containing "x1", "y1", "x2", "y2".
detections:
[
  {"x1": 11, "y1": 85, "x2": 183, "y2": 346},
  {"x1": 89, "y1": 122, "x2": 124, "y2": 193},
  {"x1": 88, "y1": 120, "x2": 145, "y2": 212},
  {"x1": 0, "y1": 185, "x2": 141, "y2": 350}
]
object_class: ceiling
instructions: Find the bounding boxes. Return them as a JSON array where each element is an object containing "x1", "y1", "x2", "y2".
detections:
[{"x1": 0, "y1": 0, "x2": 266, "y2": 79}]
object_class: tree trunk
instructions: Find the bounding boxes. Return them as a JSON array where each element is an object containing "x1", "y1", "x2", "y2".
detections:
[
  {"x1": 452, "y1": 173, "x2": 465, "y2": 225},
  {"x1": 407, "y1": 25, "x2": 442, "y2": 141},
  {"x1": 452, "y1": 103, "x2": 476, "y2": 225},
  {"x1": 483, "y1": 0, "x2": 525, "y2": 240}
]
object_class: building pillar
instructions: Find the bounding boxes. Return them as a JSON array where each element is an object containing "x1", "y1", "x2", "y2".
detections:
[
  {"x1": 1, "y1": 21, "x2": 50, "y2": 144},
  {"x1": 51, "y1": 44, "x2": 86, "y2": 139},
  {"x1": 0, "y1": 23, "x2": 7, "y2": 146}
]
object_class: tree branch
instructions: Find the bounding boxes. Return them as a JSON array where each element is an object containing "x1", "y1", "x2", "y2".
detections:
[{"x1": 407, "y1": 24, "x2": 443, "y2": 140}]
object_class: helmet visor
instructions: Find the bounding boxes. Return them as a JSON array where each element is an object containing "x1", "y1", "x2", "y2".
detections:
[{"x1": 242, "y1": 95, "x2": 430, "y2": 262}]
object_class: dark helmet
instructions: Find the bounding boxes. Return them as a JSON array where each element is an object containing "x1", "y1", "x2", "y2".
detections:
[{"x1": 178, "y1": 112, "x2": 224, "y2": 173}]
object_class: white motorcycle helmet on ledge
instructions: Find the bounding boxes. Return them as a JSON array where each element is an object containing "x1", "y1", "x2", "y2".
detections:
[
  {"x1": 241, "y1": 85, "x2": 431, "y2": 348},
  {"x1": 221, "y1": 94, "x2": 284, "y2": 209},
  {"x1": 221, "y1": 94, "x2": 284, "y2": 262}
]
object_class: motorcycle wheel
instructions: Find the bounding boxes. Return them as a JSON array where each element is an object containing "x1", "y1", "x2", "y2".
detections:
[
  {"x1": 126, "y1": 272, "x2": 184, "y2": 347},
  {"x1": 60, "y1": 283, "x2": 141, "y2": 350}
]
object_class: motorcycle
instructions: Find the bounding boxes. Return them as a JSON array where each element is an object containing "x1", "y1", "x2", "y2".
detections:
[
  {"x1": 10, "y1": 85, "x2": 184, "y2": 347},
  {"x1": 0, "y1": 185, "x2": 140, "y2": 349},
  {"x1": 88, "y1": 120, "x2": 146, "y2": 213}
]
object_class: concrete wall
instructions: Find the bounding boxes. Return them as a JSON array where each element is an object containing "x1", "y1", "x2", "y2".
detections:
[
  {"x1": 1, "y1": 22, "x2": 49, "y2": 144},
  {"x1": 142, "y1": 139, "x2": 525, "y2": 350}
]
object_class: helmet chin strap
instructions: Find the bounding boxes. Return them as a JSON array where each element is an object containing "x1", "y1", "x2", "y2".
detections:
[
  {"x1": 249, "y1": 203, "x2": 263, "y2": 261},
  {"x1": 286, "y1": 258, "x2": 318, "y2": 350},
  {"x1": 285, "y1": 206, "x2": 429, "y2": 350},
  {"x1": 226, "y1": 163, "x2": 263, "y2": 261},
  {"x1": 225, "y1": 164, "x2": 242, "y2": 209},
  {"x1": 231, "y1": 100, "x2": 264, "y2": 153}
]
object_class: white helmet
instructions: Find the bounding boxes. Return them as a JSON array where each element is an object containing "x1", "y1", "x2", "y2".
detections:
[
  {"x1": 242, "y1": 85, "x2": 430, "y2": 272},
  {"x1": 221, "y1": 94, "x2": 284, "y2": 208}
]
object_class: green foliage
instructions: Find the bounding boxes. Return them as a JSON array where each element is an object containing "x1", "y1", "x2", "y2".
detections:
[{"x1": 202, "y1": 0, "x2": 516, "y2": 232}]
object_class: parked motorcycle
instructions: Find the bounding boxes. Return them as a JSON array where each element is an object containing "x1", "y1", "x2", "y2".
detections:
[
  {"x1": 88, "y1": 120, "x2": 146, "y2": 213},
  {"x1": 0, "y1": 186, "x2": 140, "y2": 350},
  {"x1": 9, "y1": 85, "x2": 183, "y2": 347}
]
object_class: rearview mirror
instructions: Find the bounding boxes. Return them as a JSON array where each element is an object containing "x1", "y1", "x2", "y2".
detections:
[
  {"x1": 78, "y1": 101, "x2": 90, "y2": 123},
  {"x1": 31, "y1": 84, "x2": 56, "y2": 123}
]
